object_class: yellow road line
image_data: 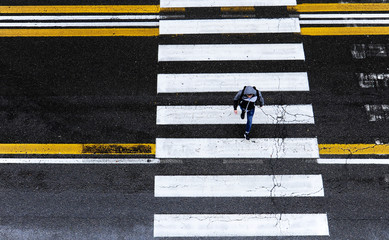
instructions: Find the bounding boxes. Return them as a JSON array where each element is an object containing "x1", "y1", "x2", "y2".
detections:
[
  {"x1": 160, "y1": 7, "x2": 185, "y2": 12},
  {"x1": 288, "y1": 3, "x2": 389, "y2": 12},
  {"x1": 319, "y1": 144, "x2": 389, "y2": 155},
  {"x1": 0, "y1": 143, "x2": 156, "y2": 155},
  {"x1": 221, "y1": 7, "x2": 255, "y2": 12},
  {"x1": 301, "y1": 27, "x2": 389, "y2": 36},
  {"x1": 0, "y1": 5, "x2": 160, "y2": 13},
  {"x1": 0, "y1": 28, "x2": 159, "y2": 37}
]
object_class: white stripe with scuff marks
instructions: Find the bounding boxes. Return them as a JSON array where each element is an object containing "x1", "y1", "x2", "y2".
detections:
[
  {"x1": 154, "y1": 214, "x2": 329, "y2": 237},
  {"x1": 0, "y1": 15, "x2": 162, "y2": 20},
  {"x1": 160, "y1": 0, "x2": 296, "y2": 7},
  {"x1": 365, "y1": 104, "x2": 389, "y2": 121},
  {"x1": 0, "y1": 22, "x2": 159, "y2": 27},
  {"x1": 317, "y1": 158, "x2": 389, "y2": 164},
  {"x1": 157, "y1": 72, "x2": 309, "y2": 93},
  {"x1": 159, "y1": 18, "x2": 300, "y2": 34},
  {"x1": 155, "y1": 175, "x2": 324, "y2": 197},
  {"x1": 300, "y1": 13, "x2": 389, "y2": 19},
  {"x1": 155, "y1": 138, "x2": 319, "y2": 158},
  {"x1": 299, "y1": 19, "x2": 389, "y2": 25},
  {"x1": 158, "y1": 44, "x2": 305, "y2": 61},
  {"x1": 157, "y1": 105, "x2": 314, "y2": 125},
  {"x1": 0, "y1": 158, "x2": 160, "y2": 164}
]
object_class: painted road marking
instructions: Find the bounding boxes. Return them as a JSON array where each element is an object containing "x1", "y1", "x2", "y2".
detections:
[
  {"x1": 0, "y1": 22, "x2": 159, "y2": 27},
  {"x1": 301, "y1": 27, "x2": 389, "y2": 36},
  {"x1": 157, "y1": 105, "x2": 314, "y2": 125},
  {"x1": 299, "y1": 13, "x2": 389, "y2": 19},
  {"x1": 319, "y1": 144, "x2": 389, "y2": 155},
  {"x1": 157, "y1": 72, "x2": 309, "y2": 93},
  {"x1": 0, "y1": 28, "x2": 159, "y2": 37},
  {"x1": 155, "y1": 175, "x2": 324, "y2": 197},
  {"x1": 289, "y1": 3, "x2": 389, "y2": 12},
  {"x1": 159, "y1": 18, "x2": 300, "y2": 34},
  {"x1": 0, "y1": 5, "x2": 160, "y2": 13},
  {"x1": 0, "y1": 15, "x2": 162, "y2": 20},
  {"x1": 160, "y1": 0, "x2": 296, "y2": 8},
  {"x1": 365, "y1": 104, "x2": 389, "y2": 122},
  {"x1": 0, "y1": 144, "x2": 155, "y2": 155},
  {"x1": 158, "y1": 44, "x2": 305, "y2": 61},
  {"x1": 154, "y1": 214, "x2": 329, "y2": 237},
  {"x1": 300, "y1": 20, "x2": 389, "y2": 25},
  {"x1": 0, "y1": 158, "x2": 160, "y2": 164},
  {"x1": 317, "y1": 158, "x2": 389, "y2": 164},
  {"x1": 156, "y1": 138, "x2": 319, "y2": 158}
]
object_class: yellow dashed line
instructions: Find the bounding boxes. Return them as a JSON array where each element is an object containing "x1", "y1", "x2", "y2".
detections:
[
  {"x1": 301, "y1": 27, "x2": 389, "y2": 36},
  {"x1": 0, "y1": 28, "x2": 159, "y2": 37},
  {"x1": 0, "y1": 5, "x2": 160, "y2": 13},
  {"x1": 288, "y1": 3, "x2": 389, "y2": 12},
  {"x1": 319, "y1": 144, "x2": 389, "y2": 155},
  {"x1": 160, "y1": 7, "x2": 185, "y2": 12},
  {"x1": 0, "y1": 144, "x2": 156, "y2": 155}
]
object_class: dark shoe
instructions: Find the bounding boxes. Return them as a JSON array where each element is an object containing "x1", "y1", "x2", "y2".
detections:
[
  {"x1": 244, "y1": 132, "x2": 250, "y2": 140},
  {"x1": 240, "y1": 111, "x2": 245, "y2": 119}
]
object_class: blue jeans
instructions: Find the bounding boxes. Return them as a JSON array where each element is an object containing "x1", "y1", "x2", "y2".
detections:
[{"x1": 240, "y1": 107, "x2": 255, "y2": 133}]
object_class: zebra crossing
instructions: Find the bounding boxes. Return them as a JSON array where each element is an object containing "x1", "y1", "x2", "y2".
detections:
[{"x1": 154, "y1": 1, "x2": 328, "y2": 237}]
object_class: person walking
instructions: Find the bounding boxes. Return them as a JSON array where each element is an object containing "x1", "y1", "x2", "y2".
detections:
[{"x1": 233, "y1": 86, "x2": 264, "y2": 140}]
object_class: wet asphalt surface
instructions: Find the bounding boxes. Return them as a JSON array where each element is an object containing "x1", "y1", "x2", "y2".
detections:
[{"x1": 0, "y1": 4, "x2": 389, "y2": 240}]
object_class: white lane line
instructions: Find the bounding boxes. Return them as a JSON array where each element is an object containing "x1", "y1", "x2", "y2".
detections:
[
  {"x1": 0, "y1": 22, "x2": 159, "y2": 27},
  {"x1": 154, "y1": 214, "x2": 329, "y2": 237},
  {"x1": 155, "y1": 138, "x2": 319, "y2": 158},
  {"x1": 0, "y1": 15, "x2": 162, "y2": 20},
  {"x1": 300, "y1": 13, "x2": 389, "y2": 19},
  {"x1": 158, "y1": 44, "x2": 305, "y2": 61},
  {"x1": 159, "y1": 18, "x2": 300, "y2": 34},
  {"x1": 300, "y1": 19, "x2": 389, "y2": 24},
  {"x1": 157, "y1": 105, "x2": 314, "y2": 125},
  {"x1": 157, "y1": 72, "x2": 309, "y2": 93},
  {"x1": 0, "y1": 158, "x2": 160, "y2": 164},
  {"x1": 160, "y1": 0, "x2": 297, "y2": 8},
  {"x1": 155, "y1": 175, "x2": 324, "y2": 197},
  {"x1": 317, "y1": 158, "x2": 389, "y2": 164}
]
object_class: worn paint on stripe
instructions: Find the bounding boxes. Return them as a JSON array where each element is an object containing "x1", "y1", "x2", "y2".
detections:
[
  {"x1": 317, "y1": 158, "x2": 389, "y2": 164},
  {"x1": 0, "y1": 22, "x2": 159, "y2": 27},
  {"x1": 158, "y1": 44, "x2": 305, "y2": 61},
  {"x1": 159, "y1": 18, "x2": 300, "y2": 34},
  {"x1": 154, "y1": 214, "x2": 329, "y2": 237},
  {"x1": 0, "y1": 158, "x2": 160, "y2": 164},
  {"x1": 157, "y1": 105, "x2": 314, "y2": 125},
  {"x1": 160, "y1": 0, "x2": 296, "y2": 8},
  {"x1": 289, "y1": 3, "x2": 389, "y2": 12},
  {"x1": 301, "y1": 27, "x2": 389, "y2": 36},
  {"x1": 0, "y1": 15, "x2": 162, "y2": 20},
  {"x1": 319, "y1": 144, "x2": 389, "y2": 155},
  {"x1": 0, "y1": 5, "x2": 160, "y2": 13},
  {"x1": 0, "y1": 28, "x2": 159, "y2": 37},
  {"x1": 299, "y1": 13, "x2": 389, "y2": 19},
  {"x1": 159, "y1": 7, "x2": 185, "y2": 12},
  {"x1": 156, "y1": 138, "x2": 319, "y2": 158},
  {"x1": 157, "y1": 72, "x2": 309, "y2": 93},
  {"x1": 0, "y1": 144, "x2": 155, "y2": 155},
  {"x1": 221, "y1": 7, "x2": 255, "y2": 11},
  {"x1": 155, "y1": 175, "x2": 324, "y2": 197},
  {"x1": 300, "y1": 20, "x2": 389, "y2": 25}
]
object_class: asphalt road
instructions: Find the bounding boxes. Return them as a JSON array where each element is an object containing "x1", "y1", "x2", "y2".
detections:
[{"x1": 0, "y1": 3, "x2": 389, "y2": 240}]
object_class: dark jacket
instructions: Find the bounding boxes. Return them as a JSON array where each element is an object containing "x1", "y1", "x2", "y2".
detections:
[{"x1": 233, "y1": 86, "x2": 264, "y2": 111}]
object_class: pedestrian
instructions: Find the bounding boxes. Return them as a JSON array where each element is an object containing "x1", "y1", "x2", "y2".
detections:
[{"x1": 233, "y1": 86, "x2": 264, "y2": 140}]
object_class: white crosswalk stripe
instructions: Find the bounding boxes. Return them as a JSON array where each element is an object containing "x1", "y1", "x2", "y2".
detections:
[
  {"x1": 154, "y1": 214, "x2": 329, "y2": 237},
  {"x1": 157, "y1": 72, "x2": 309, "y2": 93},
  {"x1": 156, "y1": 138, "x2": 319, "y2": 158},
  {"x1": 160, "y1": 0, "x2": 297, "y2": 8},
  {"x1": 157, "y1": 105, "x2": 315, "y2": 125},
  {"x1": 155, "y1": 175, "x2": 324, "y2": 197},
  {"x1": 158, "y1": 43, "x2": 305, "y2": 61},
  {"x1": 155, "y1": 6, "x2": 329, "y2": 237},
  {"x1": 160, "y1": 18, "x2": 300, "y2": 34}
]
